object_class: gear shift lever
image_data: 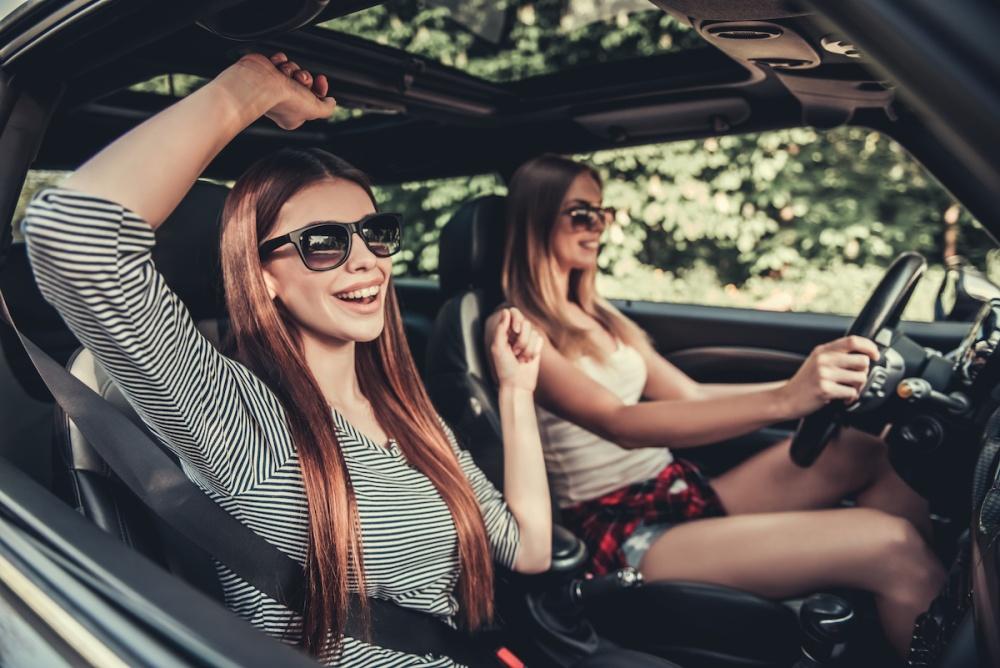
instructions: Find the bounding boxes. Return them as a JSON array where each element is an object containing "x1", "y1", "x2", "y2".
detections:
[{"x1": 794, "y1": 594, "x2": 855, "y2": 667}]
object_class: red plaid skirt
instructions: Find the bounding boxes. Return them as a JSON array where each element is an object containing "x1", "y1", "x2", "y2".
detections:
[{"x1": 560, "y1": 459, "x2": 726, "y2": 575}]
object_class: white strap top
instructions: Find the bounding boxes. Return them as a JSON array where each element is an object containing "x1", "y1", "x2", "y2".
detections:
[{"x1": 537, "y1": 342, "x2": 672, "y2": 508}]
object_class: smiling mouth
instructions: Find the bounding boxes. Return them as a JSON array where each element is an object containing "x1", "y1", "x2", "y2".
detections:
[
  {"x1": 580, "y1": 240, "x2": 599, "y2": 250},
  {"x1": 334, "y1": 285, "x2": 381, "y2": 305}
]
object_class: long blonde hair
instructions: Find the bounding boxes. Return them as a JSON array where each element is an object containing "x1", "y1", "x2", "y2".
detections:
[
  {"x1": 220, "y1": 148, "x2": 494, "y2": 656},
  {"x1": 502, "y1": 154, "x2": 647, "y2": 361}
]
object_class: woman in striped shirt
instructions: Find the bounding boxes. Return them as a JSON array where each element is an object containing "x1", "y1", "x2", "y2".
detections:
[{"x1": 23, "y1": 53, "x2": 552, "y2": 665}]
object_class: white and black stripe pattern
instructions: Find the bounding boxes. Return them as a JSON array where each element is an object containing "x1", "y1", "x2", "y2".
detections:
[{"x1": 23, "y1": 188, "x2": 520, "y2": 667}]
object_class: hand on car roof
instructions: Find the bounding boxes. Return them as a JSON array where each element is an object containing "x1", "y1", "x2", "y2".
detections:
[{"x1": 229, "y1": 52, "x2": 337, "y2": 130}]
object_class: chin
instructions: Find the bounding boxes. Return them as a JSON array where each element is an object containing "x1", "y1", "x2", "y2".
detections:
[{"x1": 339, "y1": 319, "x2": 386, "y2": 343}]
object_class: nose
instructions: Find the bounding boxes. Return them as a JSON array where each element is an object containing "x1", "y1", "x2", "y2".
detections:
[{"x1": 343, "y1": 231, "x2": 377, "y2": 271}]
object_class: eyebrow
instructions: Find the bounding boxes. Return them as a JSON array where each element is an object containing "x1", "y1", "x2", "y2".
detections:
[{"x1": 566, "y1": 199, "x2": 602, "y2": 207}]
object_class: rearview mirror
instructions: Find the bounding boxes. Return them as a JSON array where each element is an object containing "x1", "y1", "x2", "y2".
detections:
[{"x1": 935, "y1": 257, "x2": 1000, "y2": 321}]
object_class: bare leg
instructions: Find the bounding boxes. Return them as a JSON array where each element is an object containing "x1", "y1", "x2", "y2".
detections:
[
  {"x1": 711, "y1": 427, "x2": 931, "y2": 535},
  {"x1": 638, "y1": 508, "x2": 945, "y2": 656}
]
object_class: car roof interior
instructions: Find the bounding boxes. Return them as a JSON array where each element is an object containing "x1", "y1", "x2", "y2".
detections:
[{"x1": 0, "y1": 0, "x2": 994, "y2": 234}]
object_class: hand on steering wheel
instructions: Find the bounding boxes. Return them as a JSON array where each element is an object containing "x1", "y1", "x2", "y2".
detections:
[
  {"x1": 780, "y1": 336, "x2": 880, "y2": 416},
  {"x1": 790, "y1": 252, "x2": 927, "y2": 467}
]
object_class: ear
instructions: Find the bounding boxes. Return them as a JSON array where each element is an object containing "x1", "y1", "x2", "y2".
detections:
[{"x1": 262, "y1": 267, "x2": 280, "y2": 301}]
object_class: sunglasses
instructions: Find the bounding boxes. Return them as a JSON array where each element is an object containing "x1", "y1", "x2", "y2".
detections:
[
  {"x1": 258, "y1": 212, "x2": 403, "y2": 271},
  {"x1": 564, "y1": 205, "x2": 615, "y2": 232}
]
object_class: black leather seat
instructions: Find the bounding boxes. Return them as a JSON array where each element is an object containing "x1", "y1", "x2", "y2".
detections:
[{"x1": 424, "y1": 196, "x2": 801, "y2": 668}]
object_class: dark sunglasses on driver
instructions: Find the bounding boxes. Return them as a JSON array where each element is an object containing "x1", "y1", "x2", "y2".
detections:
[
  {"x1": 258, "y1": 212, "x2": 403, "y2": 271},
  {"x1": 563, "y1": 205, "x2": 615, "y2": 232}
]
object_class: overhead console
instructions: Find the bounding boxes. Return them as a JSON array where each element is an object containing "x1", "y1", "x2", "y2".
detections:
[{"x1": 654, "y1": 0, "x2": 897, "y2": 127}]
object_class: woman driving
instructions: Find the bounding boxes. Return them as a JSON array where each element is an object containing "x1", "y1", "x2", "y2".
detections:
[
  {"x1": 22, "y1": 54, "x2": 553, "y2": 665},
  {"x1": 492, "y1": 153, "x2": 946, "y2": 657}
]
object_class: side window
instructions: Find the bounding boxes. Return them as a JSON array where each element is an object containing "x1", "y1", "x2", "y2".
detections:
[
  {"x1": 13, "y1": 170, "x2": 71, "y2": 242},
  {"x1": 580, "y1": 127, "x2": 996, "y2": 321},
  {"x1": 374, "y1": 174, "x2": 507, "y2": 277}
]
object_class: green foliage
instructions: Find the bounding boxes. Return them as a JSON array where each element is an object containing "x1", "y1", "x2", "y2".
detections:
[
  {"x1": 374, "y1": 174, "x2": 507, "y2": 276},
  {"x1": 585, "y1": 128, "x2": 991, "y2": 287},
  {"x1": 321, "y1": 0, "x2": 700, "y2": 82}
]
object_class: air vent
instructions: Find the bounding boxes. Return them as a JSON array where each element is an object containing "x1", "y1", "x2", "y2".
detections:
[
  {"x1": 707, "y1": 25, "x2": 782, "y2": 40},
  {"x1": 821, "y1": 35, "x2": 862, "y2": 58},
  {"x1": 753, "y1": 57, "x2": 812, "y2": 69}
]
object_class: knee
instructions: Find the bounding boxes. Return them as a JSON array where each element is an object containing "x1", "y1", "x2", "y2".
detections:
[{"x1": 871, "y1": 514, "x2": 944, "y2": 599}]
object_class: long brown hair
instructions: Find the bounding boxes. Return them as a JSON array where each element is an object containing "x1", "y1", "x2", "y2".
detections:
[
  {"x1": 502, "y1": 154, "x2": 646, "y2": 361},
  {"x1": 219, "y1": 147, "x2": 494, "y2": 656}
]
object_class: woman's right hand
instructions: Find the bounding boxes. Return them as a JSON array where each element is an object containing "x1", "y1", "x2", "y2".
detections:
[
  {"x1": 219, "y1": 52, "x2": 337, "y2": 130},
  {"x1": 779, "y1": 335, "x2": 880, "y2": 417}
]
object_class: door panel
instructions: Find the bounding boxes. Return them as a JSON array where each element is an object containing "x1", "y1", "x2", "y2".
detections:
[
  {"x1": 618, "y1": 300, "x2": 969, "y2": 384},
  {"x1": 667, "y1": 347, "x2": 804, "y2": 383}
]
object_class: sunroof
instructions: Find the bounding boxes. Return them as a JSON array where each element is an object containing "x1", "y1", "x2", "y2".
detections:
[{"x1": 319, "y1": 0, "x2": 704, "y2": 83}]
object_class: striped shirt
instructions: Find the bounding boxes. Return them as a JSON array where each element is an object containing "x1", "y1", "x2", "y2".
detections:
[{"x1": 23, "y1": 188, "x2": 520, "y2": 666}]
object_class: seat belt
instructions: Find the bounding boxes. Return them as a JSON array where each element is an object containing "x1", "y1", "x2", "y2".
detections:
[{"x1": 0, "y1": 288, "x2": 502, "y2": 667}]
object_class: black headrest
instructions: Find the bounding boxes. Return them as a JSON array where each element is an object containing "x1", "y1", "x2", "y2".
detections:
[
  {"x1": 438, "y1": 195, "x2": 507, "y2": 305},
  {"x1": 153, "y1": 180, "x2": 231, "y2": 321}
]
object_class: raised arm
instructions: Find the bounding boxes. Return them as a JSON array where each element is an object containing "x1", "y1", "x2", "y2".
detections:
[
  {"x1": 64, "y1": 53, "x2": 335, "y2": 229},
  {"x1": 534, "y1": 332, "x2": 879, "y2": 450},
  {"x1": 23, "y1": 54, "x2": 336, "y2": 496},
  {"x1": 489, "y1": 308, "x2": 550, "y2": 573}
]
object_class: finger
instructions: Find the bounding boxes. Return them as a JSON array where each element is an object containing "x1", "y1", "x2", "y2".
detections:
[
  {"x1": 514, "y1": 321, "x2": 533, "y2": 356},
  {"x1": 279, "y1": 61, "x2": 301, "y2": 78},
  {"x1": 825, "y1": 367, "x2": 869, "y2": 390},
  {"x1": 316, "y1": 96, "x2": 338, "y2": 117},
  {"x1": 509, "y1": 308, "x2": 524, "y2": 335},
  {"x1": 831, "y1": 352, "x2": 871, "y2": 372},
  {"x1": 821, "y1": 380, "x2": 859, "y2": 403},
  {"x1": 495, "y1": 309, "x2": 511, "y2": 339},
  {"x1": 523, "y1": 332, "x2": 543, "y2": 361},
  {"x1": 836, "y1": 335, "x2": 880, "y2": 360},
  {"x1": 295, "y1": 69, "x2": 313, "y2": 86},
  {"x1": 313, "y1": 73, "x2": 329, "y2": 98},
  {"x1": 491, "y1": 310, "x2": 512, "y2": 353},
  {"x1": 270, "y1": 52, "x2": 289, "y2": 64},
  {"x1": 516, "y1": 331, "x2": 540, "y2": 362}
]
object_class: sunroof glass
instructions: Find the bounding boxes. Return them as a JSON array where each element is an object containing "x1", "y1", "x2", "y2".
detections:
[{"x1": 318, "y1": 0, "x2": 704, "y2": 83}]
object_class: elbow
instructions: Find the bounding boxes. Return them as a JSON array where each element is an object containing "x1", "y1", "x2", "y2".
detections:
[
  {"x1": 514, "y1": 547, "x2": 552, "y2": 575},
  {"x1": 602, "y1": 412, "x2": 644, "y2": 450}
]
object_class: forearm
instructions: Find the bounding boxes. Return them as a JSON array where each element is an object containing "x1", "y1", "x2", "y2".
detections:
[
  {"x1": 609, "y1": 386, "x2": 795, "y2": 449},
  {"x1": 499, "y1": 385, "x2": 552, "y2": 573},
  {"x1": 64, "y1": 64, "x2": 273, "y2": 229},
  {"x1": 695, "y1": 379, "x2": 787, "y2": 399}
]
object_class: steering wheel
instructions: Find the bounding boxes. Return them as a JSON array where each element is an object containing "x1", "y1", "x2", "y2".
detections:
[{"x1": 790, "y1": 252, "x2": 927, "y2": 467}]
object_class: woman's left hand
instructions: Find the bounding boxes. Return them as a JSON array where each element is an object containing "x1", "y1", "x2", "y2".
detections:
[{"x1": 490, "y1": 308, "x2": 543, "y2": 393}]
